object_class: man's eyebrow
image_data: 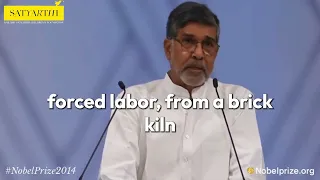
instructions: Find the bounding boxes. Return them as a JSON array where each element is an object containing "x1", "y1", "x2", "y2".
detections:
[
  {"x1": 205, "y1": 35, "x2": 216, "y2": 42},
  {"x1": 180, "y1": 33, "x2": 195, "y2": 37},
  {"x1": 180, "y1": 33, "x2": 217, "y2": 42}
]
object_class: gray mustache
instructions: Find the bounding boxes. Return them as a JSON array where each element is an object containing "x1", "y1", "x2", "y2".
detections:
[{"x1": 183, "y1": 62, "x2": 206, "y2": 71}]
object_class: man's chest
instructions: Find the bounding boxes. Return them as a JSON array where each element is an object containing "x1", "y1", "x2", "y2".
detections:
[
  {"x1": 141, "y1": 100, "x2": 228, "y2": 153},
  {"x1": 138, "y1": 104, "x2": 231, "y2": 178}
]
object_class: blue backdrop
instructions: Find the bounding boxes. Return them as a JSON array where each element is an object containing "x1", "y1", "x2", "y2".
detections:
[{"x1": 0, "y1": 0, "x2": 319, "y2": 180}]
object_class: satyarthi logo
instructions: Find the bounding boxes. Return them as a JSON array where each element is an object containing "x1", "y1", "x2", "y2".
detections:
[{"x1": 3, "y1": 0, "x2": 64, "y2": 24}]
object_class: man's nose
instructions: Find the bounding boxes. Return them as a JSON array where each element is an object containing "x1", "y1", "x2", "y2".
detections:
[{"x1": 192, "y1": 43, "x2": 204, "y2": 60}]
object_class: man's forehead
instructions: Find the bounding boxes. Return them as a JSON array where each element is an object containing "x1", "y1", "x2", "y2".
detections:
[{"x1": 177, "y1": 23, "x2": 217, "y2": 40}]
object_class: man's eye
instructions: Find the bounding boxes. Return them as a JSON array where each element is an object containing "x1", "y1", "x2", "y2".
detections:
[
  {"x1": 204, "y1": 41, "x2": 214, "y2": 47},
  {"x1": 182, "y1": 38, "x2": 195, "y2": 44}
]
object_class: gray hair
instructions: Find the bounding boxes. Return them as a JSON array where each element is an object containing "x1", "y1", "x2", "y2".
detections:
[{"x1": 166, "y1": 1, "x2": 220, "y2": 43}]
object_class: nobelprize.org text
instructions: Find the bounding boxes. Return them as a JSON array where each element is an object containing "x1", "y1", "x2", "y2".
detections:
[{"x1": 247, "y1": 167, "x2": 315, "y2": 176}]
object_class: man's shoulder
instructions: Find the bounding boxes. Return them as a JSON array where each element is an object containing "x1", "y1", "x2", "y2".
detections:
[
  {"x1": 118, "y1": 78, "x2": 254, "y2": 99},
  {"x1": 216, "y1": 80, "x2": 254, "y2": 99}
]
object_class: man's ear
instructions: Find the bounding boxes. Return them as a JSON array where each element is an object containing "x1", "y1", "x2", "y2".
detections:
[
  {"x1": 163, "y1": 39, "x2": 172, "y2": 60},
  {"x1": 212, "y1": 45, "x2": 220, "y2": 59}
]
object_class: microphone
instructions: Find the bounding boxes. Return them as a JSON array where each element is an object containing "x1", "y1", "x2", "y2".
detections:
[
  {"x1": 212, "y1": 78, "x2": 245, "y2": 180},
  {"x1": 79, "y1": 81, "x2": 126, "y2": 180}
]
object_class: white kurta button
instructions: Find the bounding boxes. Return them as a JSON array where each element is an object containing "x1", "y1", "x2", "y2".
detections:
[
  {"x1": 185, "y1": 135, "x2": 190, "y2": 139},
  {"x1": 184, "y1": 157, "x2": 189, "y2": 162}
]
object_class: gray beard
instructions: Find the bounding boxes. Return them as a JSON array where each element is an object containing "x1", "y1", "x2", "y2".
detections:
[{"x1": 179, "y1": 69, "x2": 208, "y2": 87}]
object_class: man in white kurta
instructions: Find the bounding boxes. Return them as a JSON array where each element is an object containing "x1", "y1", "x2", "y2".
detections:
[
  {"x1": 99, "y1": 1, "x2": 265, "y2": 180},
  {"x1": 99, "y1": 73, "x2": 265, "y2": 180}
]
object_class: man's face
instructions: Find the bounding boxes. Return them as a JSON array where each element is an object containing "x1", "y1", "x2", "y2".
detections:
[{"x1": 164, "y1": 22, "x2": 219, "y2": 87}]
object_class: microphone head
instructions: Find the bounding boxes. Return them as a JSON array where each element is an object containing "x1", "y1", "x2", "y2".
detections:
[
  {"x1": 118, "y1": 81, "x2": 126, "y2": 90},
  {"x1": 213, "y1": 78, "x2": 218, "y2": 88}
]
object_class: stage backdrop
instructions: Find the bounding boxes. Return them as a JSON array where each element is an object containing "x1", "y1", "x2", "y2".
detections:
[{"x1": 0, "y1": 0, "x2": 319, "y2": 180}]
